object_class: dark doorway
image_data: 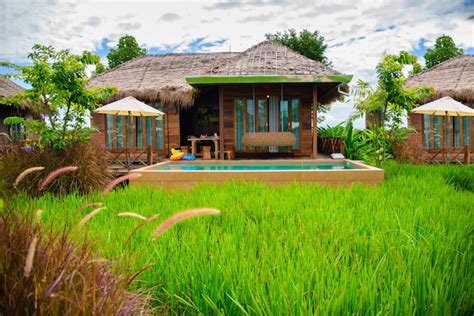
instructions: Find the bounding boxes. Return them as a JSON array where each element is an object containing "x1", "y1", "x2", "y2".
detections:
[{"x1": 180, "y1": 86, "x2": 219, "y2": 147}]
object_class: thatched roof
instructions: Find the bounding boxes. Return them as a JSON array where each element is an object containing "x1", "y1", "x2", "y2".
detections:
[
  {"x1": 90, "y1": 41, "x2": 350, "y2": 107},
  {"x1": 89, "y1": 52, "x2": 238, "y2": 106},
  {"x1": 0, "y1": 76, "x2": 23, "y2": 98},
  {"x1": 205, "y1": 41, "x2": 340, "y2": 76},
  {"x1": 406, "y1": 55, "x2": 474, "y2": 104}
]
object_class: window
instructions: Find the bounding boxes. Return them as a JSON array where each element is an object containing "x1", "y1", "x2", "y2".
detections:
[
  {"x1": 235, "y1": 99, "x2": 244, "y2": 151},
  {"x1": 116, "y1": 116, "x2": 124, "y2": 149},
  {"x1": 126, "y1": 116, "x2": 133, "y2": 148},
  {"x1": 444, "y1": 117, "x2": 450, "y2": 149},
  {"x1": 145, "y1": 117, "x2": 153, "y2": 148},
  {"x1": 280, "y1": 100, "x2": 288, "y2": 132},
  {"x1": 156, "y1": 103, "x2": 164, "y2": 150},
  {"x1": 291, "y1": 99, "x2": 300, "y2": 150},
  {"x1": 423, "y1": 114, "x2": 430, "y2": 149},
  {"x1": 136, "y1": 117, "x2": 143, "y2": 149},
  {"x1": 453, "y1": 117, "x2": 460, "y2": 148},
  {"x1": 246, "y1": 99, "x2": 255, "y2": 150},
  {"x1": 106, "y1": 114, "x2": 114, "y2": 149},
  {"x1": 463, "y1": 117, "x2": 470, "y2": 148},
  {"x1": 257, "y1": 99, "x2": 268, "y2": 132},
  {"x1": 433, "y1": 116, "x2": 440, "y2": 149},
  {"x1": 9, "y1": 123, "x2": 23, "y2": 142}
]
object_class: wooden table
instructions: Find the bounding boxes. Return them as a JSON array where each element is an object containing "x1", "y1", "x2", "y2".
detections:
[{"x1": 188, "y1": 136, "x2": 220, "y2": 159}]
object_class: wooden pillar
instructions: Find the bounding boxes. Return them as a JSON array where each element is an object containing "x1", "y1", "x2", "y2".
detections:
[
  {"x1": 312, "y1": 84, "x2": 318, "y2": 159},
  {"x1": 219, "y1": 86, "x2": 225, "y2": 160}
]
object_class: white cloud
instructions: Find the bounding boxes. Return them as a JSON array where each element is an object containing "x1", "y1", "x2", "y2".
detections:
[{"x1": 1, "y1": 0, "x2": 472, "y2": 128}]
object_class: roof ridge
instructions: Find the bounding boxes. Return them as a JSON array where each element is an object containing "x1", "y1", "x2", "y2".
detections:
[
  {"x1": 203, "y1": 40, "x2": 341, "y2": 76},
  {"x1": 245, "y1": 40, "x2": 340, "y2": 74},
  {"x1": 454, "y1": 61, "x2": 468, "y2": 90}
]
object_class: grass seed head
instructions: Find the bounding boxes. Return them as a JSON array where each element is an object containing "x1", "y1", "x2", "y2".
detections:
[
  {"x1": 102, "y1": 173, "x2": 142, "y2": 196},
  {"x1": 77, "y1": 207, "x2": 107, "y2": 229},
  {"x1": 77, "y1": 202, "x2": 103, "y2": 213},
  {"x1": 24, "y1": 236, "x2": 38, "y2": 278},
  {"x1": 14, "y1": 167, "x2": 45, "y2": 188},
  {"x1": 152, "y1": 208, "x2": 221, "y2": 239},
  {"x1": 39, "y1": 166, "x2": 78, "y2": 191},
  {"x1": 118, "y1": 212, "x2": 147, "y2": 220}
]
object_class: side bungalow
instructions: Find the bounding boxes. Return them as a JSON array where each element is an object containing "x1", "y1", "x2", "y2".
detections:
[{"x1": 406, "y1": 55, "x2": 473, "y2": 159}]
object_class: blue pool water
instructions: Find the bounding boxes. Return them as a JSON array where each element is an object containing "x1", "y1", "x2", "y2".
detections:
[{"x1": 151, "y1": 162, "x2": 360, "y2": 171}]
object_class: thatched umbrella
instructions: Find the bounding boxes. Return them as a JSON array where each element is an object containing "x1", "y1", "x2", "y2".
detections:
[
  {"x1": 412, "y1": 96, "x2": 474, "y2": 163},
  {"x1": 94, "y1": 96, "x2": 165, "y2": 167}
]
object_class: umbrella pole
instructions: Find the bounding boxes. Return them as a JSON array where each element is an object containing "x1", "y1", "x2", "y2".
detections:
[
  {"x1": 443, "y1": 111, "x2": 448, "y2": 163},
  {"x1": 167, "y1": 106, "x2": 170, "y2": 157},
  {"x1": 127, "y1": 111, "x2": 131, "y2": 169}
]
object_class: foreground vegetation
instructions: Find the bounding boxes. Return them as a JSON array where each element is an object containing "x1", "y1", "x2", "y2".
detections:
[{"x1": 7, "y1": 163, "x2": 474, "y2": 314}]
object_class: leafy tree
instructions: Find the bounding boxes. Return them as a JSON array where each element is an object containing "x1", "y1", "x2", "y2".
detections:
[
  {"x1": 353, "y1": 51, "x2": 432, "y2": 130},
  {"x1": 348, "y1": 51, "x2": 433, "y2": 164},
  {"x1": 107, "y1": 35, "x2": 147, "y2": 69},
  {"x1": 265, "y1": 28, "x2": 331, "y2": 66},
  {"x1": 424, "y1": 35, "x2": 464, "y2": 68},
  {"x1": 0, "y1": 44, "x2": 115, "y2": 148}
]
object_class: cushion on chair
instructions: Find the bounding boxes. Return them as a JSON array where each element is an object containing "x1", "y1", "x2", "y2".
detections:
[{"x1": 241, "y1": 132, "x2": 296, "y2": 147}]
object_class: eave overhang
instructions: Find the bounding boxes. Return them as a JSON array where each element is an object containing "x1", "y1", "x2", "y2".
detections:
[{"x1": 185, "y1": 74, "x2": 353, "y2": 85}]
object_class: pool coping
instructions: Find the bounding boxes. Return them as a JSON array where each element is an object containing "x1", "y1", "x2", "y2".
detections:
[{"x1": 129, "y1": 159, "x2": 384, "y2": 188}]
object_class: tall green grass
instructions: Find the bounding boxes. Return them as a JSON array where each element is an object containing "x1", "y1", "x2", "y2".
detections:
[{"x1": 9, "y1": 163, "x2": 474, "y2": 314}]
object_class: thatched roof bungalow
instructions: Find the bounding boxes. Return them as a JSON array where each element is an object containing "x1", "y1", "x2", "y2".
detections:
[
  {"x1": 405, "y1": 55, "x2": 474, "y2": 159},
  {"x1": 90, "y1": 41, "x2": 352, "y2": 159}
]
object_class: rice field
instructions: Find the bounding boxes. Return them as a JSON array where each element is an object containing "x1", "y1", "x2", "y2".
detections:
[{"x1": 9, "y1": 163, "x2": 474, "y2": 314}]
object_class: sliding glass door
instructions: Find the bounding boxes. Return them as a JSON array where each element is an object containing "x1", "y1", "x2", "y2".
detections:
[{"x1": 234, "y1": 96, "x2": 300, "y2": 152}]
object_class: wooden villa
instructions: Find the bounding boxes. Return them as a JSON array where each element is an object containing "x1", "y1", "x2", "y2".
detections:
[
  {"x1": 406, "y1": 55, "x2": 473, "y2": 161},
  {"x1": 89, "y1": 41, "x2": 352, "y2": 160}
]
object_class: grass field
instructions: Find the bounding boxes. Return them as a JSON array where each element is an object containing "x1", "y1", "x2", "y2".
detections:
[{"x1": 9, "y1": 163, "x2": 474, "y2": 314}]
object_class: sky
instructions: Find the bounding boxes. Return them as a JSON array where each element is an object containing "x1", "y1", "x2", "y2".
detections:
[{"x1": 1, "y1": 0, "x2": 473, "y2": 128}]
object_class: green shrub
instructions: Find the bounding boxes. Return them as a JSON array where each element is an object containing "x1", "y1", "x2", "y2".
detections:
[
  {"x1": 0, "y1": 142, "x2": 112, "y2": 198},
  {"x1": 318, "y1": 122, "x2": 345, "y2": 138},
  {"x1": 0, "y1": 209, "x2": 149, "y2": 314}
]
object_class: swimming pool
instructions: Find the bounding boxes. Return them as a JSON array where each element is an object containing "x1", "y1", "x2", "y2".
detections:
[
  {"x1": 130, "y1": 159, "x2": 384, "y2": 188},
  {"x1": 151, "y1": 161, "x2": 360, "y2": 171}
]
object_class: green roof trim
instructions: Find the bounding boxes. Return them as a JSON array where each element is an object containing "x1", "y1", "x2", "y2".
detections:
[{"x1": 185, "y1": 74, "x2": 353, "y2": 85}]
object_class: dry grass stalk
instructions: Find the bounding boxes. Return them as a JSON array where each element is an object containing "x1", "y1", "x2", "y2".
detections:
[
  {"x1": 152, "y1": 208, "x2": 221, "y2": 239},
  {"x1": 77, "y1": 202, "x2": 103, "y2": 213},
  {"x1": 24, "y1": 236, "x2": 38, "y2": 278},
  {"x1": 125, "y1": 214, "x2": 160, "y2": 246},
  {"x1": 77, "y1": 207, "x2": 107, "y2": 229},
  {"x1": 35, "y1": 209, "x2": 43, "y2": 226},
  {"x1": 102, "y1": 173, "x2": 142, "y2": 196},
  {"x1": 14, "y1": 166, "x2": 45, "y2": 188},
  {"x1": 118, "y1": 212, "x2": 147, "y2": 220},
  {"x1": 39, "y1": 166, "x2": 78, "y2": 191}
]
